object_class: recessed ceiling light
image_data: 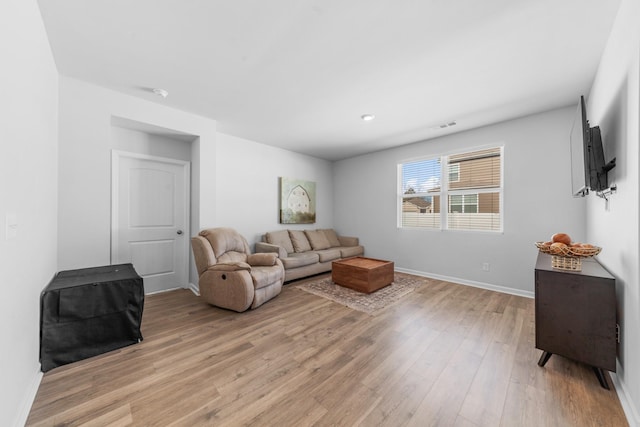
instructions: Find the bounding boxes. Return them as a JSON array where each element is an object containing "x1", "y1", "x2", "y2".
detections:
[
  {"x1": 152, "y1": 88, "x2": 169, "y2": 98},
  {"x1": 361, "y1": 114, "x2": 375, "y2": 121}
]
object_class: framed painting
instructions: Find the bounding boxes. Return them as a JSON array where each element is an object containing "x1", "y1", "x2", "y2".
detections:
[{"x1": 279, "y1": 177, "x2": 316, "y2": 224}]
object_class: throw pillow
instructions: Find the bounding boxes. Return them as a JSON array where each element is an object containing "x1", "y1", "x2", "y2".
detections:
[
  {"x1": 265, "y1": 230, "x2": 295, "y2": 254},
  {"x1": 319, "y1": 229, "x2": 341, "y2": 247},
  {"x1": 305, "y1": 230, "x2": 331, "y2": 250},
  {"x1": 288, "y1": 230, "x2": 312, "y2": 252}
]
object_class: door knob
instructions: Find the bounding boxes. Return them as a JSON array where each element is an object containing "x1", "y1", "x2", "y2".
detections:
[{"x1": 177, "y1": 230, "x2": 183, "y2": 235}]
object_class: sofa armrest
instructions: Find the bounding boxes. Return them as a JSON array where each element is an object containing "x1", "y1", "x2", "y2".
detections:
[
  {"x1": 338, "y1": 236, "x2": 359, "y2": 247},
  {"x1": 255, "y1": 242, "x2": 288, "y2": 259},
  {"x1": 207, "y1": 262, "x2": 251, "y2": 272},
  {"x1": 247, "y1": 253, "x2": 278, "y2": 266}
]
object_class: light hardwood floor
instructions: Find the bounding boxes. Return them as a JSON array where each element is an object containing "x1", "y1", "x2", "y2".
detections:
[{"x1": 27, "y1": 274, "x2": 628, "y2": 426}]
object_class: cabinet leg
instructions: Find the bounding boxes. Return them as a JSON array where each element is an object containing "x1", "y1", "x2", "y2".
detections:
[
  {"x1": 593, "y1": 367, "x2": 610, "y2": 390},
  {"x1": 537, "y1": 351, "x2": 552, "y2": 367}
]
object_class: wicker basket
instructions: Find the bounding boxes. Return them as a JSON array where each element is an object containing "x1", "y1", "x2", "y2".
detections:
[
  {"x1": 551, "y1": 255, "x2": 582, "y2": 271},
  {"x1": 535, "y1": 242, "x2": 602, "y2": 271}
]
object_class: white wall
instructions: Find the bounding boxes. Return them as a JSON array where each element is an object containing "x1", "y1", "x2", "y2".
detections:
[
  {"x1": 334, "y1": 107, "x2": 586, "y2": 296},
  {"x1": 214, "y1": 132, "x2": 334, "y2": 247},
  {"x1": 57, "y1": 77, "x2": 217, "y2": 281},
  {"x1": 587, "y1": 0, "x2": 640, "y2": 423},
  {"x1": 110, "y1": 127, "x2": 193, "y2": 162},
  {"x1": 0, "y1": 1, "x2": 58, "y2": 425},
  {"x1": 56, "y1": 80, "x2": 336, "y2": 292}
]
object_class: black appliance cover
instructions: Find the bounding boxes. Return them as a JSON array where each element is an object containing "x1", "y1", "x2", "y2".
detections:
[{"x1": 40, "y1": 263, "x2": 144, "y2": 372}]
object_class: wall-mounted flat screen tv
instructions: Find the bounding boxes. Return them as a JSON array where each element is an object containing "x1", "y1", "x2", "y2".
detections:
[{"x1": 570, "y1": 95, "x2": 615, "y2": 197}]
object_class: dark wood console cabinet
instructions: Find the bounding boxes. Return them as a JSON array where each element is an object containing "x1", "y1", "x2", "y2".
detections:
[{"x1": 535, "y1": 252, "x2": 617, "y2": 389}]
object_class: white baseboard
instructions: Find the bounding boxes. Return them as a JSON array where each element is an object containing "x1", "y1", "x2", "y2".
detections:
[
  {"x1": 395, "y1": 267, "x2": 535, "y2": 299},
  {"x1": 611, "y1": 371, "x2": 640, "y2": 427},
  {"x1": 187, "y1": 282, "x2": 199, "y2": 296},
  {"x1": 146, "y1": 283, "x2": 200, "y2": 296},
  {"x1": 145, "y1": 286, "x2": 183, "y2": 296},
  {"x1": 14, "y1": 369, "x2": 42, "y2": 427}
]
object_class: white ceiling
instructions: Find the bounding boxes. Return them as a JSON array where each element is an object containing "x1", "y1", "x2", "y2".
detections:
[{"x1": 37, "y1": 0, "x2": 621, "y2": 161}]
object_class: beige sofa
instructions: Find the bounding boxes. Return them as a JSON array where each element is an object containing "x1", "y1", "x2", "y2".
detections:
[{"x1": 255, "y1": 229, "x2": 364, "y2": 282}]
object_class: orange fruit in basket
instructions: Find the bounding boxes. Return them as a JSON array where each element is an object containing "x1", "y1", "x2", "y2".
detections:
[
  {"x1": 550, "y1": 242, "x2": 568, "y2": 254},
  {"x1": 551, "y1": 233, "x2": 572, "y2": 245},
  {"x1": 570, "y1": 243, "x2": 583, "y2": 255}
]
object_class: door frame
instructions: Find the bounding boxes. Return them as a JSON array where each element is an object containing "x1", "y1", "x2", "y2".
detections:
[{"x1": 111, "y1": 150, "x2": 191, "y2": 289}]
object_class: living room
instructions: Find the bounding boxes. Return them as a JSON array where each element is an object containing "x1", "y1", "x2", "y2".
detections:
[{"x1": 2, "y1": 0, "x2": 639, "y2": 426}]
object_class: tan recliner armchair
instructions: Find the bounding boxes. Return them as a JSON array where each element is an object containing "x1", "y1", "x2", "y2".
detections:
[{"x1": 191, "y1": 227, "x2": 284, "y2": 312}]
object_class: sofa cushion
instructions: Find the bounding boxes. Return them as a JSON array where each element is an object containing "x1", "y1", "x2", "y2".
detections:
[
  {"x1": 289, "y1": 230, "x2": 312, "y2": 252},
  {"x1": 315, "y1": 248, "x2": 342, "y2": 263},
  {"x1": 265, "y1": 230, "x2": 294, "y2": 254},
  {"x1": 280, "y1": 252, "x2": 319, "y2": 269},
  {"x1": 340, "y1": 245, "x2": 365, "y2": 258},
  {"x1": 305, "y1": 230, "x2": 331, "y2": 250},
  {"x1": 320, "y1": 229, "x2": 341, "y2": 247}
]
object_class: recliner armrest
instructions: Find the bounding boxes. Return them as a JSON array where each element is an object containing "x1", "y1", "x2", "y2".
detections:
[
  {"x1": 247, "y1": 253, "x2": 278, "y2": 266},
  {"x1": 255, "y1": 242, "x2": 288, "y2": 259},
  {"x1": 207, "y1": 262, "x2": 251, "y2": 272}
]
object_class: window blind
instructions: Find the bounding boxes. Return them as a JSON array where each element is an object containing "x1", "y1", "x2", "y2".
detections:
[{"x1": 400, "y1": 157, "x2": 441, "y2": 228}]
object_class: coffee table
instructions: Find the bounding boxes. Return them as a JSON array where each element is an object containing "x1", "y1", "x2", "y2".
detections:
[{"x1": 332, "y1": 257, "x2": 394, "y2": 293}]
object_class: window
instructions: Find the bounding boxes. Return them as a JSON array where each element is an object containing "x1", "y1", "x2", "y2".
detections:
[
  {"x1": 449, "y1": 194, "x2": 478, "y2": 213},
  {"x1": 448, "y1": 163, "x2": 460, "y2": 183},
  {"x1": 399, "y1": 157, "x2": 441, "y2": 229},
  {"x1": 399, "y1": 146, "x2": 503, "y2": 231}
]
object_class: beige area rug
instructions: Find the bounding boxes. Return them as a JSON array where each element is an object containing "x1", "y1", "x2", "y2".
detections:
[{"x1": 295, "y1": 272, "x2": 430, "y2": 315}]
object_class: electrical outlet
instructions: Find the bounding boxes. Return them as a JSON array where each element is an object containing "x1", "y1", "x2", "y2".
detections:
[{"x1": 482, "y1": 262, "x2": 490, "y2": 272}]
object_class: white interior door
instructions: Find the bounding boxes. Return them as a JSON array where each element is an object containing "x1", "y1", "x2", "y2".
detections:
[{"x1": 111, "y1": 151, "x2": 190, "y2": 293}]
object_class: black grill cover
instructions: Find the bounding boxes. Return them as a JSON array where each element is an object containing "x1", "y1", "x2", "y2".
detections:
[{"x1": 40, "y1": 263, "x2": 144, "y2": 372}]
